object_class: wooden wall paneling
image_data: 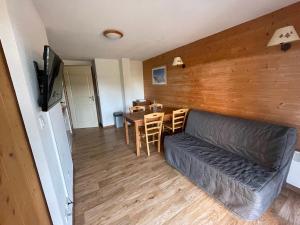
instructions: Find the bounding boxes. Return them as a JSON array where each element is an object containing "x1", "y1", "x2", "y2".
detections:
[
  {"x1": 143, "y1": 2, "x2": 300, "y2": 149},
  {"x1": 0, "y1": 43, "x2": 51, "y2": 225}
]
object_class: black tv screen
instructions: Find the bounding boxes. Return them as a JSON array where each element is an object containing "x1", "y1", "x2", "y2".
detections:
[{"x1": 36, "y1": 46, "x2": 64, "y2": 112}]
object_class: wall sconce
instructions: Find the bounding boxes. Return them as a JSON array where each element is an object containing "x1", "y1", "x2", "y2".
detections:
[
  {"x1": 267, "y1": 25, "x2": 300, "y2": 51},
  {"x1": 172, "y1": 57, "x2": 185, "y2": 68}
]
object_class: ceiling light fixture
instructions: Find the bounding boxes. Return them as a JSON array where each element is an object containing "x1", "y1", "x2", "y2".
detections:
[{"x1": 103, "y1": 29, "x2": 124, "y2": 40}]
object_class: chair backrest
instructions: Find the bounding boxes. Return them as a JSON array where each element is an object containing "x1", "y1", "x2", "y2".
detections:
[
  {"x1": 149, "y1": 103, "x2": 163, "y2": 110},
  {"x1": 144, "y1": 113, "x2": 164, "y2": 136},
  {"x1": 172, "y1": 108, "x2": 189, "y2": 132},
  {"x1": 129, "y1": 105, "x2": 145, "y2": 113}
]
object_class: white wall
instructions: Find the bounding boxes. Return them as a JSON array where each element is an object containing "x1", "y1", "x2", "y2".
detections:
[
  {"x1": 63, "y1": 59, "x2": 92, "y2": 66},
  {"x1": 120, "y1": 58, "x2": 131, "y2": 112},
  {"x1": 120, "y1": 58, "x2": 144, "y2": 112},
  {"x1": 94, "y1": 59, "x2": 124, "y2": 126},
  {"x1": 129, "y1": 59, "x2": 144, "y2": 105},
  {"x1": 0, "y1": 0, "x2": 71, "y2": 224},
  {"x1": 94, "y1": 58, "x2": 144, "y2": 126}
]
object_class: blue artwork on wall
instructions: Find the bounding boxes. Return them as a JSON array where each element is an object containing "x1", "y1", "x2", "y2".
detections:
[{"x1": 152, "y1": 66, "x2": 167, "y2": 85}]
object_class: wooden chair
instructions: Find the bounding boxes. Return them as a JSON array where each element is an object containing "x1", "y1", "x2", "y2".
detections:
[
  {"x1": 129, "y1": 105, "x2": 145, "y2": 113},
  {"x1": 164, "y1": 108, "x2": 189, "y2": 133},
  {"x1": 141, "y1": 113, "x2": 164, "y2": 156},
  {"x1": 149, "y1": 103, "x2": 163, "y2": 110}
]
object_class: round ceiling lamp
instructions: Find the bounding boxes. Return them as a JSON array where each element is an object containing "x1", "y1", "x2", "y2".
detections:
[{"x1": 103, "y1": 29, "x2": 124, "y2": 40}]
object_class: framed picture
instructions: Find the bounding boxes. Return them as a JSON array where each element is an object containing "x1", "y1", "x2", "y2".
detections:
[{"x1": 152, "y1": 66, "x2": 167, "y2": 85}]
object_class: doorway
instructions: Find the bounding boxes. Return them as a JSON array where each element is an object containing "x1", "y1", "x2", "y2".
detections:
[{"x1": 64, "y1": 65, "x2": 99, "y2": 128}]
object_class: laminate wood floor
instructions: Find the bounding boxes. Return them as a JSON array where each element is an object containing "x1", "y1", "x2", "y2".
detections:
[{"x1": 73, "y1": 127, "x2": 300, "y2": 225}]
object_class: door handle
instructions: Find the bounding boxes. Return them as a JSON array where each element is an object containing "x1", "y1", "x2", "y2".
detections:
[{"x1": 89, "y1": 96, "x2": 95, "y2": 101}]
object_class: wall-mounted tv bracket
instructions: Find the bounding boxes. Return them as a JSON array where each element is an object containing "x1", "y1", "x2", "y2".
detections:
[{"x1": 33, "y1": 61, "x2": 45, "y2": 106}]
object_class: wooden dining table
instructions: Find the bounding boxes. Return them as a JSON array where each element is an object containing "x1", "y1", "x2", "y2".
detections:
[{"x1": 124, "y1": 107, "x2": 178, "y2": 156}]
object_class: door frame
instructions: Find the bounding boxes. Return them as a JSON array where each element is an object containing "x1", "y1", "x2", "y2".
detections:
[
  {"x1": 91, "y1": 62, "x2": 102, "y2": 127},
  {"x1": 63, "y1": 65, "x2": 100, "y2": 128},
  {"x1": 62, "y1": 76, "x2": 74, "y2": 130}
]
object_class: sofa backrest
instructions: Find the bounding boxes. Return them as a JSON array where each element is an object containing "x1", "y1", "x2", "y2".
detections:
[{"x1": 185, "y1": 109, "x2": 297, "y2": 170}]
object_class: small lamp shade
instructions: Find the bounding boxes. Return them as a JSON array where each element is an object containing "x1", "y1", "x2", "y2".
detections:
[
  {"x1": 268, "y1": 26, "x2": 300, "y2": 47},
  {"x1": 172, "y1": 57, "x2": 184, "y2": 66}
]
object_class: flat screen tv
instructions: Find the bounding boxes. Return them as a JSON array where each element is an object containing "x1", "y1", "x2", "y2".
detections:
[{"x1": 34, "y1": 45, "x2": 64, "y2": 112}]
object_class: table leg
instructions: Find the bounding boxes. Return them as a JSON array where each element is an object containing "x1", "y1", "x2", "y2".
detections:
[
  {"x1": 135, "y1": 122, "x2": 140, "y2": 156},
  {"x1": 125, "y1": 117, "x2": 129, "y2": 144}
]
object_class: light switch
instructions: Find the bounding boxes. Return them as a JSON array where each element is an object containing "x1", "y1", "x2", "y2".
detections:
[{"x1": 38, "y1": 116, "x2": 45, "y2": 129}]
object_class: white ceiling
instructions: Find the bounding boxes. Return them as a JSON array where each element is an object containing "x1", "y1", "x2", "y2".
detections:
[{"x1": 32, "y1": 0, "x2": 299, "y2": 61}]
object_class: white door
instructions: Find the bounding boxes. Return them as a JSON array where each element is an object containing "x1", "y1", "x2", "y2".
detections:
[{"x1": 64, "y1": 66, "x2": 98, "y2": 128}]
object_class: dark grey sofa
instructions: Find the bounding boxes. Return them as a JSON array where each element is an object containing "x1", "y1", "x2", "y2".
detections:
[{"x1": 164, "y1": 109, "x2": 297, "y2": 220}]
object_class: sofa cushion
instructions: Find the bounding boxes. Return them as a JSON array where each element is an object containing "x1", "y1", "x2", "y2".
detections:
[
  {"x1": 185, "y1": 110, "x2": 297, "y2": 170},
  {"x1": 164, "y1": 133, "x2": 289, "y2": 220},
  {"x1": 165, "y1": 133, "x2": 276, "y2": 191}
]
